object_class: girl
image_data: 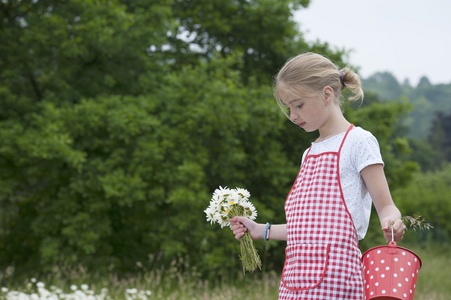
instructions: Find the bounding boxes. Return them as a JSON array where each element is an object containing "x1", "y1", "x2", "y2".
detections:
[{"x1": 229, "y1": 52, "x2": 406, "y2": 299}]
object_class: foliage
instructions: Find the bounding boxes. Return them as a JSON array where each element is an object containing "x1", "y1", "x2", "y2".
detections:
[
  {"x1": 363, "y1": 72, "x2": 403, "y2": 100},
  {"x1": 169, "y1": 0, "x2": 313, "y2": 83},
  {"x1": 404, "y1": 110, "x2": 451, "y2": 172},
  {"x1": 0, "y1": 0, "x2": 419, "y2": 279},
  {"x1": 428, "y1": 112, "x2": 451, "y2": 162},
  {"x1": 363, "y1": 72, "x2": 451, "y2": 140},
  {"x1": 0, "y1": 53, "x2": 293, "y2": 274},
  {"x1": 405, "y1": 137, "x2": 443, "y2": 172},
  {"x1": 392, "y1": 164, "x2": 451, "y2": 245},
  {"x1": 363, "y1": 71, "x2": 451, "y2": 170},
  {"x1": 0, "y1": 0, "x2": 173, "y2": 103}
]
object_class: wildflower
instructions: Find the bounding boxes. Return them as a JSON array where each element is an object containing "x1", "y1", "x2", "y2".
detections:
[
  {"x1": 205, "y1": 187, "x2": 258, "y2": 229},
  {"x1": 1, "y1": 287, "x2": 8, "y2": 293},
  {"x1": 205, "y1": 186, "x2": 261, "y2": 273},
  {"x1": 70, "y1": 284, "x2": 78, "y2": 291},
  {"x1": 236, "y1": 187, "x2": 250, "y2": 199},
  {"x1": 126, "y1": 288, "x2": 138, "y2": 294},
  {"x1": 30, "y1": 293, "x2": 39, "y2": 300}
]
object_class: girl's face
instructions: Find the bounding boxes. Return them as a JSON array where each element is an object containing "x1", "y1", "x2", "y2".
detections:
[{"x1": 280, "y1": 88, "x2": 330, "y2": 133}]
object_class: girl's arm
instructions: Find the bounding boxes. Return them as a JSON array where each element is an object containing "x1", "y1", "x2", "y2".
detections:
[
  {"x1": 229, "y1": 216, "x2": 287, "y2": 241},
  {"x1": 361, "y1": 163, "x2": 406, "y2": 242}
]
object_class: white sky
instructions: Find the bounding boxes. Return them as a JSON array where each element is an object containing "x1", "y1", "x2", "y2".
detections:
[{"x1": 294, "y1": 0, "x2": 451, "y2": 86}]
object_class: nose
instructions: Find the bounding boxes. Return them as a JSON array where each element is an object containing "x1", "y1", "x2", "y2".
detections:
[{"x1": 289, "y1": 110, "x2": 298, "y2": 122}]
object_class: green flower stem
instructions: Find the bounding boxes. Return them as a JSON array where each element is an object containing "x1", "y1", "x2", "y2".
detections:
[{"x1": 228, "y1": 206, "x2": 262, "y2": 274}]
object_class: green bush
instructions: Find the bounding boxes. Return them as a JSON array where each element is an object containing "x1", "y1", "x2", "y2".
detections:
[
  {"x1": 0, "y1": 55, "x2": 302, "y2": 275},
  {"x1": 393, "y1": 164, "x2": 451, "y2": 245}
]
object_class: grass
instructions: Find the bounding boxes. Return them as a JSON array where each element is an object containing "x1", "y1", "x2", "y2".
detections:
[
  {"x1": 1, "y1": 244, "x2": 449, "y2": 299},
  {"x1": 409, "y1": 244, "x2": 451, "y2": 300}
]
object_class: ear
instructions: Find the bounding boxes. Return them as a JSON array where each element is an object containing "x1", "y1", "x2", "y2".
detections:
[{"x1": 322, "y1": 86, "x2": 335, "y2": 105}]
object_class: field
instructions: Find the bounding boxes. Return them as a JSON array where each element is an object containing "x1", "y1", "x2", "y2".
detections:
[{"x1": 1, "y1": 245, "x2": 449, "y2": 299}]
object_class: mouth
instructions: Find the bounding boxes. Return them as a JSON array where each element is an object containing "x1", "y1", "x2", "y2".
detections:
[{"x1": 298, "y1": 122, "x2": 306, "y2": 128}]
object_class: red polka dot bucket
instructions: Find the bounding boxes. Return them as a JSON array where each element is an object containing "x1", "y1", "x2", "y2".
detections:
[{"x1": 362, "y1": 237, "x2": 422, "y2": 300}]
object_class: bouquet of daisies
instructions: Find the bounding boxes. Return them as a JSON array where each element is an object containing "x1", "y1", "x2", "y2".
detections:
[{"x1": 204, "y1": 186, "x2": 262, "y2": 273}]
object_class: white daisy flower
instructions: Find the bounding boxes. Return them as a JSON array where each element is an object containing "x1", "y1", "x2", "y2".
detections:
[{"x1": 204, "y1": 186, "x2": 261, "y2": 272}]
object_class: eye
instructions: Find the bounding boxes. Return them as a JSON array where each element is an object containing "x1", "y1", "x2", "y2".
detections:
[{"x1": 296, "y1": 103, "x2": 303, "y2": 109}]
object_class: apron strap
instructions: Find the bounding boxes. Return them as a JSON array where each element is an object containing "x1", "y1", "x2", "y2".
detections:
[{"x1": 338, "y1": 124, "x2": 354, "y2": 155}]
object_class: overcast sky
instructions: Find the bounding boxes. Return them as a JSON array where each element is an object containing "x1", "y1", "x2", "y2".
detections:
[{"x1": 294, "y1": 0, "x2": 451, "y2": 86}]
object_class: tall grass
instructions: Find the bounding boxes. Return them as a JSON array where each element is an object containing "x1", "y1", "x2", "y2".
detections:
[
  {"x1": 409, "y1": 244, "x2": 451, "y2": 300},
  {"x1": 1, "y1": 244, "x2": 449, "y2": 299}
]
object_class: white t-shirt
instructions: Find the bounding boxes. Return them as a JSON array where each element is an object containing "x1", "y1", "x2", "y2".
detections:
[{"x1": 301, "y1": 126, "x2": 384, "y2": 240}]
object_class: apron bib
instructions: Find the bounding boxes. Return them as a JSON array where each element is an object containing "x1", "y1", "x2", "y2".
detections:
[{"x1": 279, "y1": 125, "x2": 363, "y2": 300}]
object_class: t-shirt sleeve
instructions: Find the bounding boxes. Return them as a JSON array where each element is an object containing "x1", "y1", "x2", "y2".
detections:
[{"x1": 353, "y1": 134, "x2": 384, "y2": 173}]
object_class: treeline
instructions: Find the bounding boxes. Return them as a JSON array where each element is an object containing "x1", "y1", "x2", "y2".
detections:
[
  {"x1": 363, "y1": 72, "x2": 451, "y2": 171},
  {"x1": 0, "y1": 0, "x2": 448, "y2": 280}
]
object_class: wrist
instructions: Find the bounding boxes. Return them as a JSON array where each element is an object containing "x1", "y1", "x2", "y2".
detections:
[
  {"x1": 263, "y1": 222, "x2": 272, "y2": 241},
  {"x1": 258, "y1": 223, "x2": 266, "y2": 240}
]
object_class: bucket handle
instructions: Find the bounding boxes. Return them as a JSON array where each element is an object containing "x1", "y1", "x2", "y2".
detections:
[{"x1": 388, "y1": 225, "x2": 397, "y2": 247}]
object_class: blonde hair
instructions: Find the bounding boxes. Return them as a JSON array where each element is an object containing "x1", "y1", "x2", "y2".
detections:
[{"x1": 273, "y1": 52, "x2": 363, "y2": 114}]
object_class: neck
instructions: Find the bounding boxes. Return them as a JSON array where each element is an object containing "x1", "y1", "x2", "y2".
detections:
[{"x1": 316, "y1": 113, "x2": 351, "y2": 143}]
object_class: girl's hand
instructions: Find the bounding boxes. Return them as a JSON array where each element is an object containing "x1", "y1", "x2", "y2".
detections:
[
  {"x1": 382, "y1": 218, "x2": 406, "y2": 243},
  {"x1": 229, "y1": 216, "x2": 261, "y2": 241}
]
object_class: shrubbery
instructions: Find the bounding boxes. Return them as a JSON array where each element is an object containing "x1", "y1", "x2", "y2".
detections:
[
  {"x1": 393, "y1": 164, "x2": 451, "y2": 245},
  {"x1": 0, "y1": 0, "x2": 428, "y2": 280}
]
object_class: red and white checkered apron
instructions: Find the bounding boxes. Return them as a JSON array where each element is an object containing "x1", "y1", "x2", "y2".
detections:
[{"x1": 279, "y1": 125, "x2": 363, "y2": 300}]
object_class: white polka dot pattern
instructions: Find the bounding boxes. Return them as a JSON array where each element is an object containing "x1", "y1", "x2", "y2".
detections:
[
  {"x1": 302, "y1": 126, "x2": 383, "y2": 240},
  {"x1": 362, "y1": 243, "x2": 422, "y2": 300}
]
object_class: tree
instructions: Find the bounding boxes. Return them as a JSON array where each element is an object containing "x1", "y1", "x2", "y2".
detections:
[
  {"x1": 362, "y1": 72, "x2": 403, "y2": 101},
  {"x1": 405, "y1": 137, "x2": 443, "y2": 172},
  {"x1": 393, "y1": 164, "x2": 451, "y2": 244},
  {"x1": 428, "y1": 112, "x2": 451, "y2": 163},
  {"x1": 0, "y1": 53, "x2": 302, "y2": 274},
  {"x1": 0, "y1": 0, "x2": 173, "y2": 103},
  {"x1": 169, "y1": 0, "x2": 312, "y2": 83},
  {"x1": 407, "y1": 96, "x2": 433, "y2": 138},
  {"x1": 406, "y1": 79, "x2": 451, "y2": 139},
  {"x1": 0, "y1": 0, "x2": 417, "y2": 277},
  {"x1": 417, "y1": 76, "x2": 431, "y2": 88}
]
